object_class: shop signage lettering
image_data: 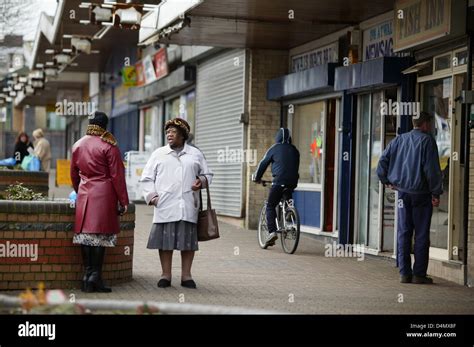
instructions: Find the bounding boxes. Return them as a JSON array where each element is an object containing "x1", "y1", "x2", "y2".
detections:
[
  {"x1": 291, "y1": 43, "x2": 338, "y2": 73},
  {"x1": 363, "y1": 20, "x2": 395, "y2": 60},
  {"x1": 394, "y1": 0, "x2": 451, "y2": 51}
]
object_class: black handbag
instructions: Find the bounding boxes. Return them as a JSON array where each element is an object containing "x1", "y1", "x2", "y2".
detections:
[{"x1": 197, "y1": 175, "x2": 220, "y2": 241}]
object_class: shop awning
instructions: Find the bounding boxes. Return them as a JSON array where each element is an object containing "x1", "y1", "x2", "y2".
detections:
[
  {"x1": 128, "y1": 65, "x2": 196, "y2": 104},
  {"x1": 401, "y1": 61, "x2": 431, "y2": 75},
  {"x1": 267, "y1": 63, "x2": 338, "y2": 101},
  {"x1": 139, "y1": 0, "x2": 396, "y2": 49},
  {"x1": 334, "y1": 57, "x2": 412, "y2": 92}
]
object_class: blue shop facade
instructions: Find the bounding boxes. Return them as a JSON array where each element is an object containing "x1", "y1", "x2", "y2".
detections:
[{"x1": 266, "y1": 12, "x2": 412, "y2": 253}]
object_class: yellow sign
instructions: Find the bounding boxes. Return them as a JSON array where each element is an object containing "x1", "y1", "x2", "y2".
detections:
[
  {"x1": 56, "y1": 159, "x2": 72, "y2": 186},
  {"x1": 122, "y1": 66, "x2": 137, "y2": 87}
]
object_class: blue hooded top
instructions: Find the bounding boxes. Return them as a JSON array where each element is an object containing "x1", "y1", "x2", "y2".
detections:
[{"x1": 253, "y1": 128, "x2": 300, "y2": 186}]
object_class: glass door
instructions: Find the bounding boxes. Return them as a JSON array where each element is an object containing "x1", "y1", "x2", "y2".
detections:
[
  {"x1": 420, "y1": 77, "x2": 452, "y2": 252},
  {"x1": 450, "y1": 73, "x2": 467, "y2": 261},
  {"x1": 356, "y1": 94, "x2": 371, "y2": 246},
  {"x1": 380, "y1": 88, "x2": 399, "y2": 252},
  {"x1": 356, "y1": 91, "x2": 385, "y2": 250},
  {"x1": 367, "y1": 92, "x2": 383, "y2": 249}
]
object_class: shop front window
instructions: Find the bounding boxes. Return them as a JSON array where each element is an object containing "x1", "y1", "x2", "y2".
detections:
[
  {"x1": 47, "y1": 111, "x2": 66, "y2": 131},
  {"x1": 292, "y1": 102, "x2": 325, "y2": 184},
  {"x1": 164, "y1": 90, "x2": 196, "y2": 135},
  {"x1": 143, "y1": 107, "x2": 153, "y2": 152},
  {"x1": 421, "y1": 77, "x2": 452, "y2": 250}
]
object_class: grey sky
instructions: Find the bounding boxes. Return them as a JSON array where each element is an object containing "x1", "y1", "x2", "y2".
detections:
[{"x1": 10, "y1": 0, "x2": 58, "y2": 41}]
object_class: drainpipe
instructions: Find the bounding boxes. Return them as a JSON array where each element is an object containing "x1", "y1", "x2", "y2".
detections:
[{"x1": 463, "y1": 2, "x2": 473, "y2": 285}]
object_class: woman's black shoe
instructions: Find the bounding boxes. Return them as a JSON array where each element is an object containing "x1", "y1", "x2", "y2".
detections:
[
  {"x1": 157, "y1": 278, "x2": 171, "y2": 288},
  {"x1": 181, "y1": 279, "x2": 197, "y2": 289}
]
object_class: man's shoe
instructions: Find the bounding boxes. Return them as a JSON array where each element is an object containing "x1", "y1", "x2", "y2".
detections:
[
  {"x1": 157, "y1": 278, "x2": 171, "y2": 288},
  {"x1": 413, "y1": 275, "x2": 433, "y2": 284},
  {"x1": 400, "y1": 275, "x2": 412, "y2": 283},
  {"x1": 181, "y1": 279, "x2": 197, "y2": 289},
  {"x1": 265, "y1": 232, "x2": 278, "y2": 247}
]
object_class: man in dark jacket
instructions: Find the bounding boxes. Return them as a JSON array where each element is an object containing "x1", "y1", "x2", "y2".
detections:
[
  {"x1": 253, "y1": 128, "x2": 300, "y2": 247},
  {"x1": 377, "y1": 111, "x2": 442, "y2": 284}
]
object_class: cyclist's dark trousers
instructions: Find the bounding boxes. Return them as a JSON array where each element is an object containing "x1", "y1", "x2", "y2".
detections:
[{"x1": 266, "y1": 185, "x2": 295, "y2": 233}]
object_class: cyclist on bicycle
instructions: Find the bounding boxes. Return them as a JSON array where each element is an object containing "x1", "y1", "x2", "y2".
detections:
[{"x1": 252, "y1": 128, "x2": 300, "y2": 247}]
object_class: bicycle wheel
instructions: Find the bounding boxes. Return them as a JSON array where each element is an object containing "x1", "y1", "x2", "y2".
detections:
[
  {"x1": 281, "y1": 206, "x2": 300, "y2": 254},
  {"x1": 257, "y1": 203, "x2": 270, "y2": 249}
]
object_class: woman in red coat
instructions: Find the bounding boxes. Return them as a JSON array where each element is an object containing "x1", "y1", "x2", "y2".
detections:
[{"x1": 70, "y1": 111, "x2": 129, "y2": 293}]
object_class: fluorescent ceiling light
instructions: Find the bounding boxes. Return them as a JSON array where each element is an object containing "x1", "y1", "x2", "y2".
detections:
[
  {"x1": 44, "y1": 68, "x2": 57, "y2": 76},
  {"x1": 93, "y1": 6, "x2": 113, "y2": 21},
  {"x1": 116, "y1": 7, "x2": 142, "y2": 25},
  {"x1": 54, "y1": 54, "x2": 71, "y2": 64},
  {"x1": 71, "y1": 37, "x2": 92, "y2": 54},
  {"x1": 45, "y1": 49, "x2": 55, "y2": 54},
  {"x1": 25, "y1": 86, "x2": 34, "y2": 95}
]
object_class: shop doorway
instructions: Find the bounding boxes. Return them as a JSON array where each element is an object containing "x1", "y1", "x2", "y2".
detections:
[
  {"x1": 420, "y1": 72, "x2": 467, "y2": 260},
  {"x1": 323, "y1": 99, "x2": 336, "y2": 231},
  {"x1": 355, "y1": 87, "x2": 399, "y2": 252}
]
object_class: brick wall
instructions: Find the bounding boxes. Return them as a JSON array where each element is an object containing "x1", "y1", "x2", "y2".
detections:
[
  {"x1": 245, "y1": 49, "x2": 288, "y2": 229},
  {"x1": 0, "y1": 201, "x2": 135, "y2": 290}
]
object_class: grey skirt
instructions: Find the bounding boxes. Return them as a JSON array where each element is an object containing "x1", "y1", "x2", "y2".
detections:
[{"x1": 147, "y1": 220, "x2": 199, "y2": 251}]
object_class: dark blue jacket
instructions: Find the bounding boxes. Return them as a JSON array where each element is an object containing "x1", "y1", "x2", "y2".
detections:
[
  {"x1": 377, "y1": 129, "x2": 443, "y2": 197},
  {"x1": 254, "y1": 128, "x2": 300, "y2": 186}
]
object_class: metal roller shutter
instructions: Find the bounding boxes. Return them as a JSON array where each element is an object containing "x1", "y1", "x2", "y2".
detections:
[{"x1": 195, "y1": 49, "x2": 245, "y2": 217}]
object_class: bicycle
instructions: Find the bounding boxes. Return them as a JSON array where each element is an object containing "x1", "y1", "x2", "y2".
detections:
[{"x1": 256, "y1": 180, "x2": 301, "y2": 254}]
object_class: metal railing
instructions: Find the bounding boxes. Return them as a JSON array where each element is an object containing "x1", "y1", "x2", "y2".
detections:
[{"x1": 0, "y1": 294, "x2": 281, "y2": 315}]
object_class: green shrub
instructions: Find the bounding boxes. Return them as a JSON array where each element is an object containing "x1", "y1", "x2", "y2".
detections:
[{"x1": 5, "y1": 183, "x2": 45, "y2": 201}]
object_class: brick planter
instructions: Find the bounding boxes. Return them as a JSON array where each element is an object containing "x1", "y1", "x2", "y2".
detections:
[
  {"x1": 0, "y1": 170, "x2": 49, "y2": 198},
  {"x1": 0, "y1": 200, "x2": 135, "y2": 290}
]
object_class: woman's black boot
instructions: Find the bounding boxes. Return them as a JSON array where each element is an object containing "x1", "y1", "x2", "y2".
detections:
[
  {"x1": 86, "y1": 246, "x2": 112, "y2": 293},
  {"x1": 80, "y1": 245, "x2": 94, "y2": 292}
]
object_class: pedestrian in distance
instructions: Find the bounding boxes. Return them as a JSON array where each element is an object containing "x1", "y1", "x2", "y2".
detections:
[
  {"x1": 70, "y1": 111, "x2": 129, "y2": 293},
  {"x1": 32, "y1": 128, "x2": 51, "y2": 172},
  {"x1": 140, "y1": 118, "x2": 213, "y2": 289},
  {"x1": 13, "y1": 131, "x2": 34, "y2": 164},
  {"x1": 377, "y1": 111, "x2": 443, "y2": 284}
]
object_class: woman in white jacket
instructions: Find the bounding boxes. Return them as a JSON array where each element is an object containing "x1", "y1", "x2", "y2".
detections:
[{"x1": 140, "y1": 118, "x2": 212, "y2": 289}]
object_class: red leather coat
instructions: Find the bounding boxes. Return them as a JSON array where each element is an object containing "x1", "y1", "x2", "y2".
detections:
[{"x1": 70, "y1": 135, "x2": 129, "y2": 234}]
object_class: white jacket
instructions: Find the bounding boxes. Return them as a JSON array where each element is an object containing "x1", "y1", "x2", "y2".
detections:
[{"x1": 140, "y1": 143, "x2": 213, "y2": 224}]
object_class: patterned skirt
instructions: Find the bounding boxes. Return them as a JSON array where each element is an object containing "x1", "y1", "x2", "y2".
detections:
[
  {"x1": 147, "y1": 220, "x2": 198, "y2": 251},
  {"x1": 72, "y1": 233, "x2": 117, "y2": 247}
]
